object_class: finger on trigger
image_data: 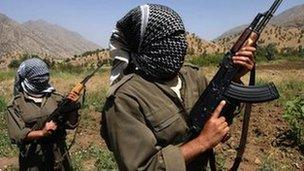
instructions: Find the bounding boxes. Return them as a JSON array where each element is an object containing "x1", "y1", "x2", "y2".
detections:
[{"x1": 212, "y1": 100, "x2": 226, "y2": 118}]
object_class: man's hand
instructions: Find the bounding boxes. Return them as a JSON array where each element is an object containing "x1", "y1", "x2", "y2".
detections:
[
  {"x1": 25, "y1": 121, "x2": 58, "y2": 140},
  {"x1": 233, "y1": 46, "x2": 256, "y2": 81},
  {"x1": 180, "y1": 101, "x2": 229, "y2": 162},
  {"x1": 196, "y1": 101, "x2": 229, "y2": 149},
  {"x1": 42, "y1": 120, "x2": 57, "y2": 136},
  {"x1": 67, "y1": 91, "x2": 80, "y2": 102}
]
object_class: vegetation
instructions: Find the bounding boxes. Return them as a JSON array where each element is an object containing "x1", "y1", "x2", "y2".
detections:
[
  {"x1": 283, "y1": 96, "x2": 304, "y2": 152},
  {"x1": 187, "y1": 53, "x2": 224, "y2": 66},
  {"x1": 188, "y1": 45, "x2": 304, "y2": 67},
  {"x1": 74, "y1": 49, "x2": 107, "y2": 58},
  {"x1": 7, "y1": 53, "x2": 100, "y2": 74},
  {"x1": 0, "y1": 96, "x2": 18, "y2": 157},
  {"x1": 71, "y1": 145, "x2": 117, "y2": 170},
  {"x1": 8, "y1": 54, "x2": 41, "y2": 69},
  {"x1": 257, "y1": 154, "x2": 281, "y2": 171}
]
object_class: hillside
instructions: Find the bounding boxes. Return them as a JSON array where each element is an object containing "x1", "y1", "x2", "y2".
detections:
[
  {"x1": 271, "y1": 4, "x2": 304, "y2": 28},
  {"x1": 216, "y1": 25, "x2": 304, "y2": 52},
  {"x1": 214, "y1": 4, "x2": 304, "y2": 51},
  {"x1": 23, "y1": 20, "x2": 100, "y2": 57},
  {"x1": 0, "y1": 13, "x2": 101, "y2": 68},
  {"x1": 187, "y1": 33, "x2": 224, "y2": 55},
  {"x1": 70, "y1": 49, "x2": 110, "y2": 67},
  {"x1": 71, "y1": 33, "x2": 223, "y2": 66}
]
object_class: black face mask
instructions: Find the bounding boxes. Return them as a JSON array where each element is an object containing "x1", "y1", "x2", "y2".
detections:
[{"x1": 116, "y1": 4, "x2": 188, "y2": 81}]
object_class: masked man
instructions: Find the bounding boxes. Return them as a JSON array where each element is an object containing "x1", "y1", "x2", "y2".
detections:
[
  {"x1": 7, "y1": 58, "x2": 80, "y2": 171},
  {"x1": 101, "y1": 4, "x2": 255, "y2": 170}
]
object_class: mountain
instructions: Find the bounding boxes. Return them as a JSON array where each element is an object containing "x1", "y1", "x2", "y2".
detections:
[
  {"x1": 187, "y1": 33, "x2": 223, "y2": 55},
  {"x1": 270, "y1": 4, "x2": 304, "y2": 28},
  {"x1": 22, "y1": 20, "x2": 100, "y2": 57},
  {"x1": 0, "y1": 13, "x2": 51, "y2": 60},
  {"x1": 214, "y1": 25, "x2": 247, "y2": 42},
  {"x1": 214, "y1": 4, "x2": 304, "y2": 51},
  {"x1": 216, "y1": 25, "x2": 304, "y2": 52},
  {"x1": 0, "y1": 13, "x2": 101, "y2": 66}
]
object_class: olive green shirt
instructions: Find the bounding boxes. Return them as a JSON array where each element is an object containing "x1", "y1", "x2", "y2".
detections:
[
  {"x1": 101, "y1": 64, "x2": 208, "y2": 171},
  {"x1": 7, "y1": 91, "x2": 78, "y2": 145},
  {"x1": 6, "y1": 91, "x2": 79, "y2": 170}
]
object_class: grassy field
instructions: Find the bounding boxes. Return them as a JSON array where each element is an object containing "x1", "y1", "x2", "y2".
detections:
[{"x1": 0, "y1": 59, "x2": 303, "y2": 170}]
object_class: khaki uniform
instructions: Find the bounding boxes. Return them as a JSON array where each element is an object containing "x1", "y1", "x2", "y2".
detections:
[
  {"x1": 101, "y1": 65, "x2": 209, "y2": 171},
  {"x1": 6, "y1": 91, "x2": 79, "y2": 171}
]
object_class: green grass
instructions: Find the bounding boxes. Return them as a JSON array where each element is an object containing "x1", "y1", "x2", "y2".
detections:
[
  {"x1": 0, "y1": 96, "x2": 18, "y2": 157},
  {"x1": 283, "y1": 96, "x2": 304, "y2": 152},
  {"x1": 187, "y1": 53, "x2": 223, "y2": 66},
  {"x1": 83, "y1": 88, "x2": 108, "y2": 111},
  {"x1": 277, "y1": 81, "x2": 304, "y2": 104},
  {"x1": 188, "y1": 53, "x2": 304, "y2": 67},
  {"x1": 0, "y1": 70, "x2": 15, "y2": 82},
  {"x1": 257, "y1": 154, "x2": 291, "y2": 171},
  {"x1": 71, "y1": 145, "x2": 117, "y2": 170}
]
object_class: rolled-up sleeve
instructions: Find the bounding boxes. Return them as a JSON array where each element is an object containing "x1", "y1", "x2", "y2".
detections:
[
  {"x1": 101, "y1": 93, "x2": 186, "y2": 171},
  {"x1": 6, "y1": 105, "x2": 31, "y2": 145}
]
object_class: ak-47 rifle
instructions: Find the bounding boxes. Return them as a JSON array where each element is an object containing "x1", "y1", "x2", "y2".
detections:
[
  {"x1": 32, "y1": 63, "x2": 104, "y2": 130},
  {"x1": 188, "y1": 0, "x2": 283, "y2": 170}
]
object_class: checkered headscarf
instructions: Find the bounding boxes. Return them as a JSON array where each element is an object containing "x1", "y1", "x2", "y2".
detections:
[
  {"x1": 14, "y1": 58, "x2": 54, "y2": 96},
  {"x1": 110, "y1": 4, "x2": 187, "y2": 83}
]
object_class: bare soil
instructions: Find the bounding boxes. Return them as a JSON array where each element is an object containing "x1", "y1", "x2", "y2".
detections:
[
  {"x1": 0, "y1": 157, "x2": 18, "y2": 170},
  {"x1": 218, "y1": 102, "x2": 304, "y2": 170}
]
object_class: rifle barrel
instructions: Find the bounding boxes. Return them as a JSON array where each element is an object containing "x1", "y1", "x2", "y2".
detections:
[
  {"x1": 255, "y1": 0, "x2": 283, "y2": 32},
  {"x1": 80, "y1": 63, "x2": 104, "y2": 84}
]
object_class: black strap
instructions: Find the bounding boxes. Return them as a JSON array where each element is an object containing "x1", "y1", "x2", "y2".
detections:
[
  {"x1": 55, "y1": 86, "x2": 86, "y2": 165},
  {"x1": 208, "y1": 66, "x2": 256, "y2": 171},
  {"x1": 230, "y1": 66, "x2": 255, "y2": 171},
  {"x1": 209, "y1": 149, "x2": 217, "y2": 171}
]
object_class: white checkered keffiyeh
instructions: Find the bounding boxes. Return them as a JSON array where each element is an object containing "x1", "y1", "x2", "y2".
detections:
[
  {"x1": 110, "y1": 4, "x2": 187, "y2": 85},
  {"x1": 14, "y1": 58, "x2": 54, "y2": 96}
]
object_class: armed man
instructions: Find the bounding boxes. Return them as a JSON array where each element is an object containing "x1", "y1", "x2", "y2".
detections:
[
  {"x1": 101, "y1": 4, "x2": 256, "y2": 170},
  {"x1": 6, "y1": 58, "x2": 81, "y2": 171}
]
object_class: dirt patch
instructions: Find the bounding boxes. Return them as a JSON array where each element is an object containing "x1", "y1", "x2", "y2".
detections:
[
  {"x1": 257, "y1": 61, "x2": 304, "y2": 70},
  {"x1": 216, "y1": 101, "x2": 304, "y2": 170},
  {"x1": 0, "y1": 157, "x2": 18, "y2": 170}
]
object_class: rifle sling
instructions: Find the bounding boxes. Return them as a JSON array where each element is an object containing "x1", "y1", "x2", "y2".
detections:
[
  {"x1": 208, "y1": 67, "x2": 256, "y2": 171},
  {"x1": 230, "y1": 66, "x2": 255, "y2": 170},
  {"x1": 55, "y1": 86, "x2": 87, "y2": 165}
]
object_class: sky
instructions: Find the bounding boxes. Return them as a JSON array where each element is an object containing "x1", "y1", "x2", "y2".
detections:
[{"x1": 0, "y1": 0, "x2": 303, "y2": 47}]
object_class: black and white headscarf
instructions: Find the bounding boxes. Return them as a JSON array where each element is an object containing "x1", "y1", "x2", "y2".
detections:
[
  {"x1": 109, "y1": 4, "x2": 187, "y2": 85},
  {"x1": 14, "y1": 58, "x2": 54, "y2": 96}
]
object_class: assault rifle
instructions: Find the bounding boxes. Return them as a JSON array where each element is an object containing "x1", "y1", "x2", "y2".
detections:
[
  {"x1": 32, "y1": 63, "x2": 104, "y2": 130},
  {"x1": 189, "y1": 0, "x2": 282, "y2": 170}
]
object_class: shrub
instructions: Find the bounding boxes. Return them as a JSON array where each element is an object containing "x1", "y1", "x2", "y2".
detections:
[
  {"x1": 187, "y1": 53, "x2": 224, "y2": 66},
  {"x1": 283, "y1": 96, "x2": 304, "y2": 150},
  {"x1": 258, "y1": 155, "x2": 279, "y2": 171},
  {"x1": 8, "y1": 54, "x2": 41, "y2": 69}
]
